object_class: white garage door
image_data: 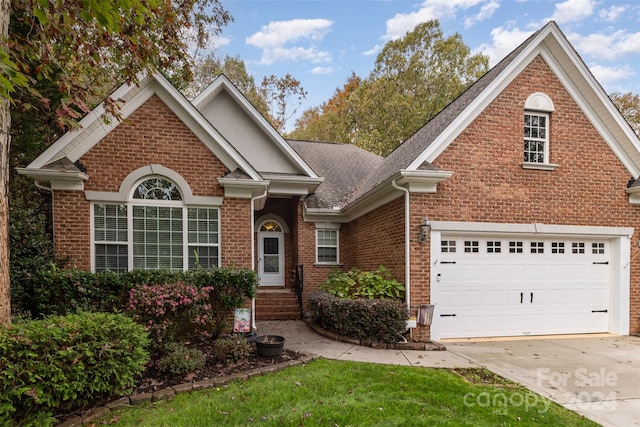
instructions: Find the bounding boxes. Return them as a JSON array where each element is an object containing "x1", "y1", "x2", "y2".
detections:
[{"x1": 433, "y1": 235, "x2": 611, "y2": 339}]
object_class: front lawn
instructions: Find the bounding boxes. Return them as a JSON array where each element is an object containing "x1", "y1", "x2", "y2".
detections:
[{"x1": 102, "y1": 359, "x2": 597, "y2": 426}]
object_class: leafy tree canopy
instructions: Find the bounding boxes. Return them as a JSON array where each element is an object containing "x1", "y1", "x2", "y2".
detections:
[
  {"x1": 291, "y1": 20, "x2": 490, "y2": 156},
  {"x1": 611, "y1": 91, "x2": 640, "y2": 137}
]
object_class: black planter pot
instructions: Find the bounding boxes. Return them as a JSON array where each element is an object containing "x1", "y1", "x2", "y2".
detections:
[{"x1": 254, "y1": 335, "x2": 285, "y2": 358}]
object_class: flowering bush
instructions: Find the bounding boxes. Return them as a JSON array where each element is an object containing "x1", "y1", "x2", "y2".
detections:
[{"x1": 128, "y1": 282, "x2": 214, "y2": 347}]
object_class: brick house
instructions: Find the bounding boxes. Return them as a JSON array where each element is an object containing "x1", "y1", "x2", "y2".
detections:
[{"x1": 19, "y1": 22, "x2": 640, "y2": 341}]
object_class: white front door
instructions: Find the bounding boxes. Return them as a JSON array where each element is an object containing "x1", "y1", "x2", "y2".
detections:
[
  {"x1": 432, "y1": 234, "x2": 611, "y2": 339},
  {"x1": 258, "y1": 231, "x2": 284, "y2": 286}
]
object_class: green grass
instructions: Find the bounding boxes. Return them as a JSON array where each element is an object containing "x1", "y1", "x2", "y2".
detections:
[{"x1": 103, "y1": 359, "x2": 597, "y2": 426}]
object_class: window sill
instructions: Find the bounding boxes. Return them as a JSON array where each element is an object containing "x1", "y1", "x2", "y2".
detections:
[
  {"x1": 314, "y1": 263, "x2": 343, "y2": 268},
  {"x1": 521, "y1": 162, "x2": 559, "y2": 171}
]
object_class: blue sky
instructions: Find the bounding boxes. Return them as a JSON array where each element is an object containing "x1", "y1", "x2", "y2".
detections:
[{"x1": 210, "y1": 0, "x2": 640, "y2": 127}]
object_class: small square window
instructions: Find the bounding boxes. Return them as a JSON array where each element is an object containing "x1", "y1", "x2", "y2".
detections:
[
  {"x1": 592, "y1": 242, "x2": 605, "y2": 254},
  {"x1": 441, "y1": 240, "x2": 456, "y2": 253},
  {"x1": 487, "y1": 241, "x2": 501, "y2": 253},
  {"x1": 509, "y1": 241, "x2": 523, "y2": 253},
  {"x1": 572, "y1": 242, "x2": 585, "y2": 254},
  {"x1": 551, "y1": 242, "x2": 565, "y2": 254},
  {"x1": 531, "y1": 242, "x2": 544, "y2": 254},
  {"x1": 464, "y1": 241, "x2": 479, "y2": 253}
]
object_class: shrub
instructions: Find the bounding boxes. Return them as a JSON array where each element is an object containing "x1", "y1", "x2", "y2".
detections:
[
  {"x1": 308, "y1": 290, "x2": 409, "y2": 343},
  {"x1": 210, "y1": 336, "x2": 253, "y2": 364},
  {"x1": 321, "y1": 266, "x2": 404, "y2": 300},
  {"x1": 157, "y1": 343, "x2": 206, "y2": 377},
  {"x1": 0, "y1": 312, "x2": 149, "y2": 425},
  {"x1": 127, "y1": 268, "x2": 257, "y2": 348},
  {"x1": 16, "y1": 268, "x2": 129, "y2": 318},
  {"x1": 128, "y1": 281, "x2": 214, "y2": 348}
]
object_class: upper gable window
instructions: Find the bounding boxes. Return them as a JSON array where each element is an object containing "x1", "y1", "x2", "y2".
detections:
[
  {"x1": 522, "y1": 92, "x2": 557, "y2": 171},
  {"x1": 133, "y1": 178, "x2": 182, "y2": 200},
  {"x1": 524, "y1": 113, "x2": 548, "y2": 163}
]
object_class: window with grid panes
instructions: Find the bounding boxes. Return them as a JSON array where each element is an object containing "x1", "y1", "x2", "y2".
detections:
[
  {"x1": 316, "y1": 229, "x2": 338, "y2": 263},
  {"x1": 524, "y1": 113, "x2": 549, "y2": 163},
  {"x1": 93, "y1": 177, "x2": 220, "y2": 272}
]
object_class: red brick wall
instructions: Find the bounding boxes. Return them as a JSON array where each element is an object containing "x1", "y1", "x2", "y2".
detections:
[
  {"x1": 53, "y1": 191, "x2": 91, "y2": 270},
  {"x1": 409, "y1": 55, "x2": 640, "y2": 337},
  {"x1": 346, "y1": 197, "x2": 405, "y2": 281},
  {"x1": 52, "y1": 95, "x2": 252, "y2": 270}
]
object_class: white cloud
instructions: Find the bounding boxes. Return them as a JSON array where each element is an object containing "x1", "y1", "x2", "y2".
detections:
[
  {"x1": 476, "y1": 25, "x2": 534, "y2": 66},
  {"x1": 245, "y1": 18, "x2": 333, "y2": 65},
  {"x1": 569, "y1": 30, "x2": 640, "y2": 61},
  {"x1": 598, "y1": 5, "x2": 626, "y2": 22},
  {"x1": 211, "y1": 35, "x2": 231, "y2": 49},
  {"x1": 464, "y1": 0, "x2": 500, "y2": 28},
  {"x1": 363, "y1": 43, "x2": 383, "y2": 57},
  {"x1": 544, "y1": 0, "x2": 596, "y2": 25},
  {"x1": 383, "y1": 0, "x2": 485, "y2": 41},
  {"x1": 311, "y1": 66, "x2": 335, "y2": 75},
  {"x1": 589, "y1": 63, "x2": 636, "y2": 86}
]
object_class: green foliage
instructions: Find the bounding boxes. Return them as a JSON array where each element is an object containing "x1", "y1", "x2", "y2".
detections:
[
  {"x1": 321, "y1": 266, "x2": 404, "y2": 300},
  {"x1": 127, "y1": 268, "x2": 257, "y2": 348},
  {"x1": 0, "y1": 312, "x2": 149, "y2": 425},
  {"x1": 17, "y1": 267, "x2": 257, "y2": 322},
  {"x1": 291, "y1": 20, "x2": 489, "y2": 156},
  {"x1": 157, "y1": 343, "x2": 206, "y2": 377},
  {"x1": 17, "y1": 268, "x2": 130, "y2": 318},
  {"x1": 308, "y1": 290, "x2": 409, "y2": 343},
  {"x1": 210, "y1": 335, "x2": 253, "y2": 364}
]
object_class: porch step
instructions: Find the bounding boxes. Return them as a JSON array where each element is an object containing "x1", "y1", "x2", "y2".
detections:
[{"x1": 255, "y1": 289, "x2": 302, "y2": 321}]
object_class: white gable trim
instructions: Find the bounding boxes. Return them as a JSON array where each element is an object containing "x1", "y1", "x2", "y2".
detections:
[
  {"x1": 26, "y1": 74, "x2": 263, "y2": 182},
  {"x1": 406, "y1": 22, "x2": 640, "y2": 179},
  {"x1": 193, "y1": 75, "x2": 319, "y2": 179}
]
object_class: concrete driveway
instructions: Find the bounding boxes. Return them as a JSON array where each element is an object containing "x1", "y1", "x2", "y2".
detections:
[{"x1": 447, "y1": 335, "x2": 640, "y2": 427}]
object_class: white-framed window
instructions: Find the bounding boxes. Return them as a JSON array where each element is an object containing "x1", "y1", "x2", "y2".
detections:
[
  {"x1": 316, "y1": 229, "x2": 339, "y2": 264},
  {"x1": 92, "y1": 176, "x2": 220, "y2": 272},
  {"x1": 524, "y1": 112, "x2": 549, "y2": 164},
  {"x1": 441, "y1": 240, "x2": 456, "y2": 253}
]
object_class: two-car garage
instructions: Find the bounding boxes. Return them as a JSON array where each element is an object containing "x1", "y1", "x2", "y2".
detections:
[{"x1": 429, "y1": 223, "x2": 631, "y2": 341}]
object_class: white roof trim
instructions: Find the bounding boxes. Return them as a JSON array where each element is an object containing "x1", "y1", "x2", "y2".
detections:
[
  {"x1": 193, "y1": 75, "x2": 319, "y2": 179},
  {"x1": 406, "y1": 22, "x2": 640, "y2": 178},
  {"x1": 26, "y1": 73, "x2": 263, "y2": 182}
]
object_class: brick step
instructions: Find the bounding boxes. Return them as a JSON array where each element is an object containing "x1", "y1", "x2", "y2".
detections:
[{"x1": 255, "y1": 289, "x2": 301, "y2": 320}]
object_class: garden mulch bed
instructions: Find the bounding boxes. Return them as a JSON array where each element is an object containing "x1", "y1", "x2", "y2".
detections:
[{"x1": 56, "y1": 346, "x2": 313, "y2": 427}]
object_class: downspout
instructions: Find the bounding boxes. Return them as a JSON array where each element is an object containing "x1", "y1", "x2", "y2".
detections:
[
  {"x1": 250, "y1": 188, "x2": 269, "y2": 332},
  {"x1": 391, "y1": 179, "x2": 411, "y2": 314}
]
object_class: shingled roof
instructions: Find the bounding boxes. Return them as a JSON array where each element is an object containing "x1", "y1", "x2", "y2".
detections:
[
  {"x1": 287, "y1": 140, "x2": 383, "y2": 209},
  {"x1": 345, "y1": 23, "x2": 545, "y2": 206}
]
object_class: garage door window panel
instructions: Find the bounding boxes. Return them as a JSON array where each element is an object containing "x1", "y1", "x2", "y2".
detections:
[
  {"x1": 509, "y1": 241, "x2": 523, "y2": 253},
  {"x1": 464, "y1": 241, "x2": 479, "y2": 253}
]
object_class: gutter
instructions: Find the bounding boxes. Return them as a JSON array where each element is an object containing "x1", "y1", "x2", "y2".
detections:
[
  {"x1": 250, "y1": 188, "x2": 269, "y2": 332},
  {"x1": 391, "y1": 179, "x2": 411, "y2": 315}
]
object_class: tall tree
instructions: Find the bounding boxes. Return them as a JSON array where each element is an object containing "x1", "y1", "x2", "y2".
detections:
[
  {"x1": 259, "y1": 73, "x2": 307, "y2": 133},
  {"x1": 611, "y1": 91, "x2": 640, "y2": 137},
  {"x1": 291, "y1": 20, "x2": 489, "y2": 156},
  {"x1": 289, "y1": 72, "x2": 361, "y2": 143},
  {"x1": 0, "y1": 0, "x2": 231, "y2": 324}
]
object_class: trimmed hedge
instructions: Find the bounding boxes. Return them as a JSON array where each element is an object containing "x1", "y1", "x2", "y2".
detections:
[
  {"x1": 0, "y1": 312, "x2": 149, "y2": 425},
  {"x1": 17, "y1": 267, "x2": 257, "y2": 319},
  {"x1": 308, "y1": 290, "x2": 409, "y2": 343}
]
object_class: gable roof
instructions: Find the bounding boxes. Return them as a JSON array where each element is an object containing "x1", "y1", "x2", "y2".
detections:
[
  {"x1": 341, "y1": 21, "x2": 640, "y2": 210},
  {"x1": 193, "y1": 75, "x2": 319, "y2": 178},
  {"x1": 19, "y1": 73, "x2": 324, "y2": 196}
]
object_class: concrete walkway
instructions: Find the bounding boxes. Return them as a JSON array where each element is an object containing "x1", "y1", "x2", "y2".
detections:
[
  {"x1": 257, "y1": 320, "x2": 640, "y2": 427},
  {"x1": 257, "y1": 320, "x2": 476, "y2": 368}
]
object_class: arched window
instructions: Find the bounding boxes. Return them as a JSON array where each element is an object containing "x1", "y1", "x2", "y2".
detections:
[
  {"x1": 133, "y1": 177, "x2": 182, "y2": 200},
  {"x1": 259, "y1": 220, "x2": 282, "y2": 232},
  {"x1": 93, "y1": 174, "x2": 220, "y2": 272},
  {"x1": 523, "y1": 92, "x2": 557, "y2": 170}
]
